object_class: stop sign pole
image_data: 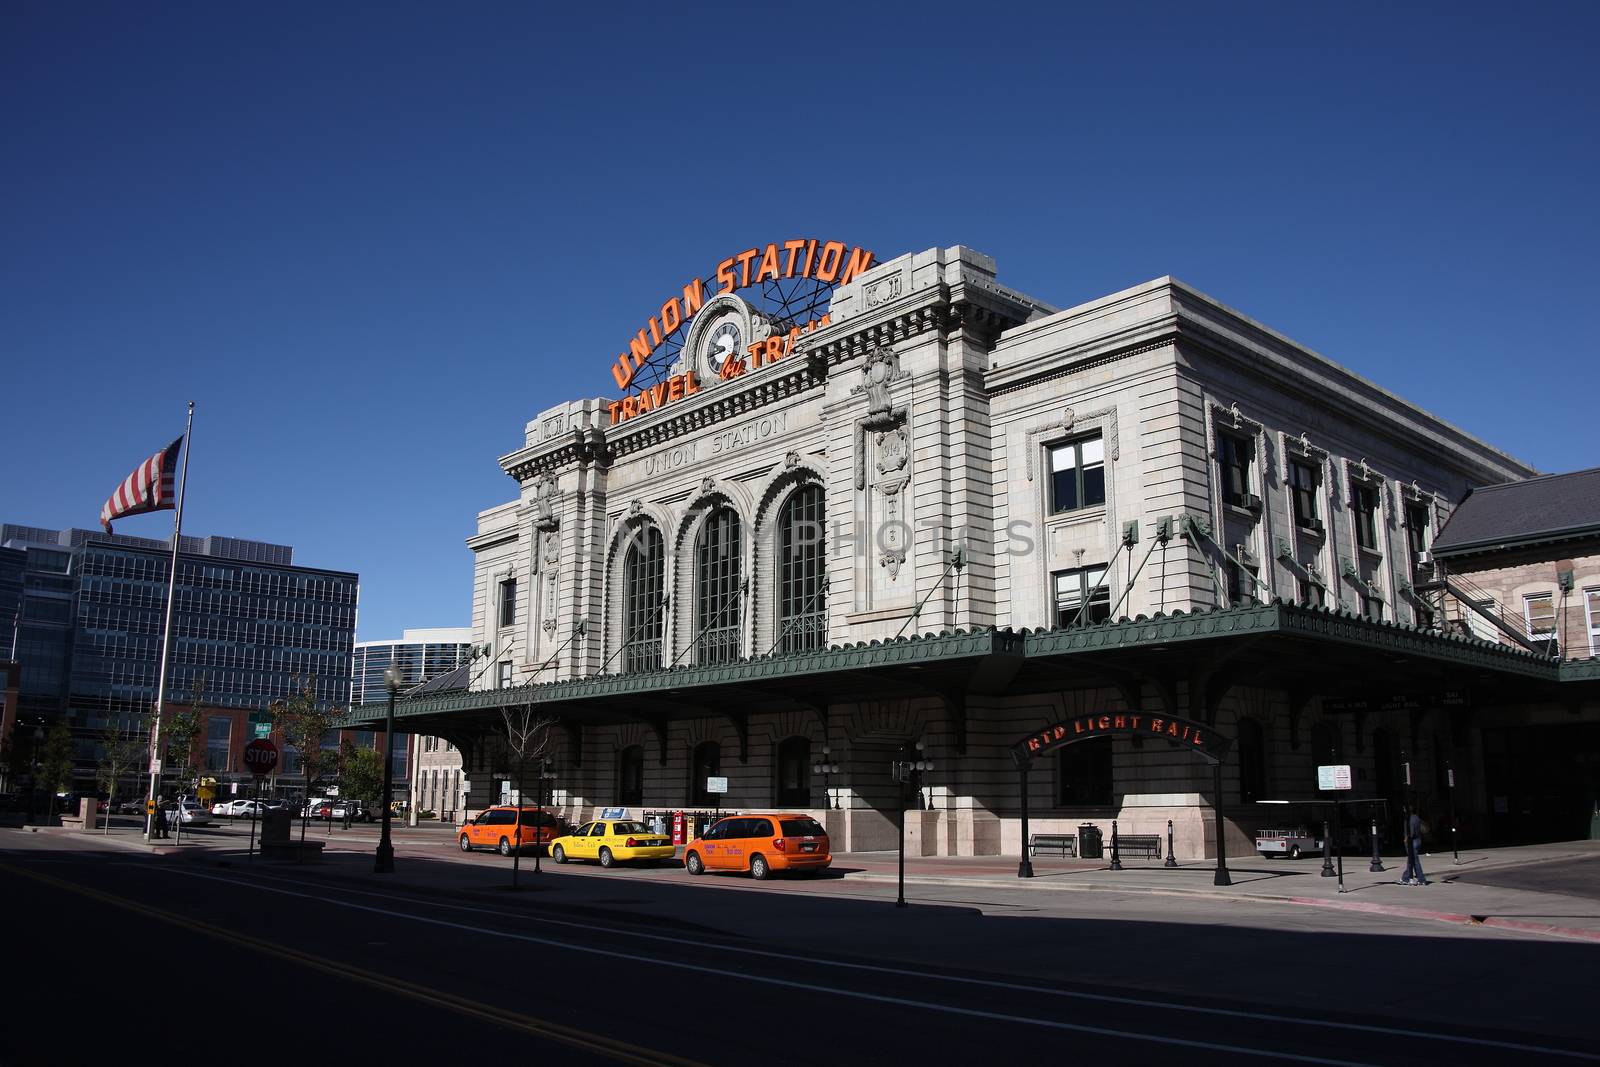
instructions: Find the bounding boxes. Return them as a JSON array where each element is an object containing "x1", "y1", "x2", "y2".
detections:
[{"x1": 243, "y1": 739, "x2": 278, "y2": 861}]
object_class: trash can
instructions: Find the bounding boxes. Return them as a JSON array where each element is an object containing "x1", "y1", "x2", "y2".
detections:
[{"x1": 1078, "y1": 823, "x2": 1104, "y2": 860}]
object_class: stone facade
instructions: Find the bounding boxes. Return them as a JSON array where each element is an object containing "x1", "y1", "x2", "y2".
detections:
[{"x1": 457, "y1": 247, "x2": 1547, "y2": 856}]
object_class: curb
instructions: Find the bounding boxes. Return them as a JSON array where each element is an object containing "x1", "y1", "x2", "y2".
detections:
[{"x1": 1286, "y1": 896, "x2": 1600, "y2": 944}]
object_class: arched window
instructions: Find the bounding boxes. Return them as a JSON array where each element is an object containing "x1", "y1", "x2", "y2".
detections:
[
  {"x1": 775, "y1": 736, "x2": 810, "y2": 807},
  {"x1": 622, "y1": 526, "x2": 665, "y2": 673},
  {"x1": 1058, "y1": 738, "x2": 1113, "y2": 806},
  {"x1": 690, "y1": 741, "x2": 721, "y2": 805},
  {"x1": 695, "y1": 508, "x2": 742, "y2": 664},
  {"x1": 777, "y1": 486, "x2": 826, "y2": 653},
  {"x1": 1238, "y1": 718, "x2": 1266, "y2": 804},
  {"x1": 618, "y1": 745, "x2": 645, "y2": 806}
]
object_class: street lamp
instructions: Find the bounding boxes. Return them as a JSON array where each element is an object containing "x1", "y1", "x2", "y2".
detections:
[
  {"x1": 374, "y1": 664, "x2": 403, "y2": 873},
  {"x1": 891, "y1": 741, "x2": 933, "y2": 909},
  {"x1": 534, "y1": 757, "x2": 557, "y2": 874},
  {"x1": 811, "y1": 745, "x2": 840, "y2": 810}
]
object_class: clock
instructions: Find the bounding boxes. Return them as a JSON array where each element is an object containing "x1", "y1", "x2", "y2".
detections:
[{"x1": 705, "y1": 317, "x2": 742, "y2": 376}]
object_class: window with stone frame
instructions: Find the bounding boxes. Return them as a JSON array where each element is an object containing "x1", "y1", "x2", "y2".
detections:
[
  {"x1": 622, "y1": 525, "x2": 665, "y2": 673},
  {"x1": 1588, "y1": 589, "x2": 1600, "y2": 657},
  {"x1": 499, "y1": 577, "x2": 517, "y2": 627},
  {"x1": 695, "y1": 508, "x2": 742, "y2": 664},
  {"x1": 1057, "y1": 737, "x2": 1113, "y2": 806},
  {"x1": 1297, "y1": 577, "x2": 1325, "y2": 607},
  {"x1": 1053, "y1": 566, "x2": 1110, "y2": 627},
  {"x1": 777, "y1": 486, "x2": 826, "y2": 653},
  {"x1": 1047, "y1": 435, "x2": 1106, "y2": 514},
  {"x1": 1361, "y1": 591, "x2": 1384, "y2": 622},
  {"x1": 1289, "y1": 460, "x2": 1321, "y2": 529},
  {"x1": 497, "y1": 661, "x2": 512, "y2": 689},
  {"x1": 1523, "y1": 592, "x2": 1556, "y2": 640},
  {"x1": 1227, "y1": 556, "x2": 1260, "y2": 605},
  {"x1": 1352, "y1": 483, "x2": 1381, "y2": 551},
  {"x1": 1219, "y1": 433, "x2": 1256, "y2": 509},
  {"x1": 1405, "y1": 502, "x2": 1431, "y2": 566}
]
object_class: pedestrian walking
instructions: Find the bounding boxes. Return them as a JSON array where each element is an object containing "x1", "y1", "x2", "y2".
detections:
[
  {"x1": 1401, "y1": 806, "x2": 1426, "y2": 885},
  {"x1": 153, "y1": 796, "x2": 169, "y2": 839},
  {"x1": 342, "y1": 802, "x2": 354, "y2": 830}
]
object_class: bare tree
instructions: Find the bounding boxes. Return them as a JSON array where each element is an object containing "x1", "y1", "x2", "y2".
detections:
[
  {"x1": 95, "y1": 720, "x2": 145, "y2": 833},
  {"x1": 500, "y1": 703, "x2": 558, "y2": 890},
  {"x1": 270, "y1": 677, "x2": 337, "y2": 842}
]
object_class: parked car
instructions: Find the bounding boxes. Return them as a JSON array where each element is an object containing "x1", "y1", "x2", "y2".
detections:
[
  {"x1": 331, "y1": 800, "x2": 374, "y2": 822},
  {"x1": 1255, "y1": 826, "x2": 1323, "y2": 859},
  {"x1": 162, "y1": 800, "x2": 213, "y2": 827},
  {"x1": 213, "y1": 799, "x2": 266, "y2": 818},
  {"x1": 549, "y1": 819, "x2": 675, "y2": 868},
  {"x1": 459, "y1": 807, "x2": 564, "y2": 856},
  {"x1": 115, "y1": 797, "x2": 148, "y2": 814},
  {"x1": 683, "y1": 814, "x2": 830, "y2": 879}
]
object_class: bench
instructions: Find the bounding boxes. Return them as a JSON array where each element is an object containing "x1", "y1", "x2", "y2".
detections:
[
  {"x1": 1029, "y1": 834, "x2": 1077, "y2": 858},
  {"x1": 259, "y1": 839, "x2": 325, "y2": 863},
  {"x1": 1113, "y1": 834, "x2": 1161, "y2": 860}
]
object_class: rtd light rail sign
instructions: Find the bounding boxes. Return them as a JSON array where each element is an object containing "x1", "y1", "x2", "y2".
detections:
[
  {"x1": 605, "y1": 239, "x2": 875, "y2": 426},
  {"x1": 1317, "y1": 764, "x2": 1353, "y2": 791}
]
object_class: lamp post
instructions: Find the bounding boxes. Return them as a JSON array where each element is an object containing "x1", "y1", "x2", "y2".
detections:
[
  {"x1": 811, "y1": 746, "x2": 840, "y2": 810},
  {"x1": 374, "y1": 664, "x2": 402, "y2": 873},
  {"x1": 534, "y1": 757, "x2": 556, "y2": 874},
  {"x1": 891, "y1": 741, "x2": 933, "y2": 909}
]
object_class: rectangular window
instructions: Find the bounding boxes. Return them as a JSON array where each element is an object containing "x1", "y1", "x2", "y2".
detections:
[
  {"x1": 1053, "y1": 566, "x2": 1110, "y2": 627},
  {"x1": 1297, "y1": 578, "x2": 1325, "y2": 607},
  {"x1": 499, "y1": 578, "x2": 517, "y2": 627},
  {"x1": 1405, "y1": 503, "x2": 1431, "y2": 562},
  {"x1": 1048, "y1": 436, "x2": 1106, "y2": 514},
  {"x1": 1524, "y1": 593, "x2": 1556, "y2": 639},
  {"x1": 205, "y1": 716, "x2": 232, "y2": 772},
  {"x1": 1362, "y1": 593, "x2": 1384, "y2": 622},
  {"x1": 1219, "y1": 435, "x2": 1255, "y2": 508},
  {"x1": 1353, "y1": 484, "x2": 1380, "y2": 550},
  {"x1": 497, "y1": 662, "x2": 512, "y2": 689},
  {"x1": 1289, "y1": 460, "x2": 1321, "y2": 529},
  {"x1": 1227, "y1": 559, "x2": 1259, "y2": 604},
  {"x1": 1586, "y1": 589, "x2": 1600, "y2": 656}
]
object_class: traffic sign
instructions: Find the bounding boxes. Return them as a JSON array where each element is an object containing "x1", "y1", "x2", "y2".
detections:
[
  {"x1": 145, "y1": 799, "x2": 156, "y2": 815},
  {"x1": 253, "y1": 721, "x2": 272, "y2": 739},
  {"x1": 243, "y1": 738, "x2": 280, "y2": 778}
]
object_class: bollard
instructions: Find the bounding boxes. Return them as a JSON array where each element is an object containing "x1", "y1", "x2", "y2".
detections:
[
  {"x1": 1165, "y1": 818, "x2": 1177, "y2": 868},
  {"x1": 1368, "y1": 817, "x2": 1385, "y2": 872},
  {"x1": 1110, "y1": 820, "x2": 1123, "y2": 870},
  {"x1": 1320, "y1": 818, "x2": 1336, "y2": 877}
]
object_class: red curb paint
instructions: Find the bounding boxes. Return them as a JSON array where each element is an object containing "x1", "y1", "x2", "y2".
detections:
[{"x1": 1288, "y1": 896, "x2": 1600, "y2": 943}]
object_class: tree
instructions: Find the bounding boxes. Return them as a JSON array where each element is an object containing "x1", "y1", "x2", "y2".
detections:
[
  {"x1": 500, "y1": 703, "x2": 557, "y2": 889},
  {"x1": 338, "y1": 740, "x2": 384, "y2": 809},
  {"x1": 37, "y1": 717, "x2": 73, "y2": 824},
  {"x1": 95, "y1": 721, "x2": 145, "y2": 833},
  {"x1": 270, "y1": 677, "x2": 337, "y2": 841}
]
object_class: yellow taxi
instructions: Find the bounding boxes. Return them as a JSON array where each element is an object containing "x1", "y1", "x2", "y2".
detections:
[{"x1": 550, "y1": 818, "x2": 676, "y2": 868}]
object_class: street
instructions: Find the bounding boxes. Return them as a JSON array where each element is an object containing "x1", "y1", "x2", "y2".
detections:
[{"x1": 3, "y1": 825, "x2": 1598, "y2": 1066}]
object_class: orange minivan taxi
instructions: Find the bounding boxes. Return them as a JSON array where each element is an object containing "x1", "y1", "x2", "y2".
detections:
[
  {"x1": 459, "y1": 806, "x2": 562, "y2": 856},
  {"x1": 683, "y1": 813, "x2": 830, "y2": 879}
]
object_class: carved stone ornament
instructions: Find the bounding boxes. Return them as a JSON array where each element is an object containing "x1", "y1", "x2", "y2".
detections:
[
  {"x1": 878, "y1": 481, "x2": 908, "y2": 579},
  {"x1": 542, "y1": 617, "x2": 558, "y2": 637},
  {"x1": 531, "y1": 471, "x2": 560, "y2": 531},
  {"x1": 543, "y1": 531, "x2": 560, "y2": 564},
  {"x1": 785, "y1": 450, "x2": 802, "y2": 468},
  {"x1": 874, "y1": 429, "x2": 908, "y2": 476},
  {"x1": 701, "y1": 477, "x2": 717, "y2": 496},
  {"x1": 852, "y1": 345, "x2": 905, "y2": 427},
  {"x1": 628, "y1": 499, "x2": 644, "y2": 517}
]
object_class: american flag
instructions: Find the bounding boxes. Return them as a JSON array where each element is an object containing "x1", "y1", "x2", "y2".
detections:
[{"x1": 100, "y1": 436, "x2": 184, "y2": 534}]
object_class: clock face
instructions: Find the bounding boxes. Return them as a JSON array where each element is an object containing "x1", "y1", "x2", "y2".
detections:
[{"x1": 706, "y1": 318, "x2": 742, "y2": 375}]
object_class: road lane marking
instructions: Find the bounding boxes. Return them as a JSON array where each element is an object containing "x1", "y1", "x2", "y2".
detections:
[
  {"x1": 0, "y1": 861, "x2": 705, "y2": 1067},
  {"x1": 189, "y1": 863, "x2": 1600, "y2": 1063},
  {"x1": 120, "y1": 864, "x2": 1379, "y2": 1065}
]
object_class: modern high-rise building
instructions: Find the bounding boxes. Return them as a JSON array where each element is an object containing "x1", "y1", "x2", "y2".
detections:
[
  {"x1": 0, "y1": 524, "x2": 359, "y2": 792},
  {"x1": 349, "y1": 627, "x2": 474, "y2": 796}
]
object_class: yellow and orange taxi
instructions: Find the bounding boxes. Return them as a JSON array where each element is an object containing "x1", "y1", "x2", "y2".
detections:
[
  {"x1": 683, "y1": 813, "x2": 830, "y2": 879},
  {"x1": 549, "y1": 819, "x2": 676, "y2": 868},
  {"x1": 458, "y1": 806, "x2": 562, "y2": 856}
]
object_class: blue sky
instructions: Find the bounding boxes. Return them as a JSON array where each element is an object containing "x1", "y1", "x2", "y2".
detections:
[{"x1": 4, "y1": 2, "x2": 1596, "y2": 641}]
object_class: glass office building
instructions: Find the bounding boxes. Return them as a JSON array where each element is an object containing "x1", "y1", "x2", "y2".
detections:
[
  {"x1": 350, "y1": 629, "x2": 473, "y2": 787},
  {"x1": 0, "y1": 524, "x2": 359, "y2": 786}
]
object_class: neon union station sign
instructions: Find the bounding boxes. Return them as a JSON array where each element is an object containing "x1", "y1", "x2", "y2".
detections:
[{"x1": 606, "y1": 239, "x2": 875, "y2": 426}]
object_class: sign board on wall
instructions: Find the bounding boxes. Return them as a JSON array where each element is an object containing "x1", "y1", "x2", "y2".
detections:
[
  {"x1": 706, "y1": 776, "x2": 728, "y2": 795},
  {"x1": 1317, "y1": 764, "x2": 1353, "y2": 791}
]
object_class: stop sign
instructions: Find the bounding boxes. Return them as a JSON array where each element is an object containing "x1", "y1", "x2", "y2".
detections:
[{"x1": 243, "y1": 738, "x2": 279, "y2": 777}]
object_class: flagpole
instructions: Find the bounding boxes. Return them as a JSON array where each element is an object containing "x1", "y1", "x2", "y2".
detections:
[{"x1": 145, "y1": 401, "x2": 195, "y2": 842}]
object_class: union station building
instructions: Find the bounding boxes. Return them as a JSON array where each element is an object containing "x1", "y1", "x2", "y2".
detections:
[{"x1": 351, "y1": 244, "x2": 1600, "y2": 861}]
